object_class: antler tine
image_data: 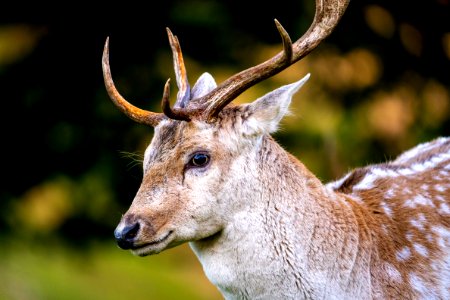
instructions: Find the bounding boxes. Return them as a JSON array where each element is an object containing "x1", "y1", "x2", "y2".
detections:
[
  {"x1": 102, "y1": 37, "x2": 165, "y2": 127},
  {"x1": 200, "y1": 0, "x2": 350, "y2": 121},
  {"x1": 166, "y1": 28, "x2": 191, "y2": 108},
  {"x1": 158, "y1": 28, "x2": 192, "y2": 122},
  {"x1": 274, "y1": 19, "x2": 293, "y2": 63},
  {"x1": 161, "y1": 78, "x2": 191, "y2": 121}
]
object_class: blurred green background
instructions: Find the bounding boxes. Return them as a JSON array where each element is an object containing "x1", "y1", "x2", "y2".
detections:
[{"x1": 1, "y1": 0, "x2": 449, "y2": 299}]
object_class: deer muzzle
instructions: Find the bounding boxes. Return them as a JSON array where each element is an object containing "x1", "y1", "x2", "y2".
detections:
[{"x1": 114, "y1": 221, "x2": 140, "y2": 249}]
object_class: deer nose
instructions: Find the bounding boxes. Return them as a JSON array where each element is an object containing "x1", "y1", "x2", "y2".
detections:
[{"x1": 114, "y1": 222, "x2": 140, "y2": 249}]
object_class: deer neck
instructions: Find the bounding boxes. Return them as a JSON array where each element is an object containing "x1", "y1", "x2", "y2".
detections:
[{"x1": 190, "y1": 135, "x2": 372, "y2": 299}]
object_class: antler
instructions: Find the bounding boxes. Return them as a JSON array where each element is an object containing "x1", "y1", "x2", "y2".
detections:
[
  {"x1": 102, "y1": 0, "x2": 350, "y2": 125},
  {"x1": 102, "y1": 29, "x2": 194, "y2": 125},
  {"x1": 102, "y1": 37, "x2": 165, "y2": 126},
  {"x1": 161, "y1": 28, "x2": 192, "y2": 122},
  {"x1": 199, "y1": 0, "x2": 350, "y2": 121}
]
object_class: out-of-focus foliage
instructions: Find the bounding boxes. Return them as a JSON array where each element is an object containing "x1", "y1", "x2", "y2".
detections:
[
  {"x1": 0, "y1": 0, "x2": 448, "y2": 299},
  {"x1": 0, "y1": 240, "x2": 221, "y2": 300}
]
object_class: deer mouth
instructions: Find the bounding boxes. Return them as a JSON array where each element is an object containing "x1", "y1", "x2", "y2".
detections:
[{"x1": 131, "y1": 230, "x2": 174, "y2": 256}]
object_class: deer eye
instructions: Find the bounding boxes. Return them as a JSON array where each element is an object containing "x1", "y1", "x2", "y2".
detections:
[{"x1": 188, "y1": 152, "x2": 210, "y2": 168}]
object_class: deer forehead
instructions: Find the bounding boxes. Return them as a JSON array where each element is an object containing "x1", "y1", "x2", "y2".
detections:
[{"x1": 143, "y1": 116, "x2": 251, "y2": 170}]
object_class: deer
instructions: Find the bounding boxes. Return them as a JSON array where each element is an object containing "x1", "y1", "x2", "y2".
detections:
[{"x1": 103, "y1": 0, "x2": 450, "y2": 298}]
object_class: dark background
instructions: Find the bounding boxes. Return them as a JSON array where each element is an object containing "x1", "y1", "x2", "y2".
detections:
[{"x1": 0, "y1": 1, "x2": 449, "y2": 297}]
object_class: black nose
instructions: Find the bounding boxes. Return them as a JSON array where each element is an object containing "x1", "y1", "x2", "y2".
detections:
[{"x1": 114, "y1": 222, "x2": 140, "y2": 249}]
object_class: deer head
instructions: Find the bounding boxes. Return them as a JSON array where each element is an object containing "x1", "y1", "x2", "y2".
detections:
[{"x1": 105, "y1": 0, "x2": 349, "y2": 256}]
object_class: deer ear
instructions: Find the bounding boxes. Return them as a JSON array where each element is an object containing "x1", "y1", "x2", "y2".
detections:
[
  {"x1": 241, "y1": 73, "x2": 310, "y2": 135},
  {"x1": 191, "y1": 72, "x2": 217, "y2": 99}
]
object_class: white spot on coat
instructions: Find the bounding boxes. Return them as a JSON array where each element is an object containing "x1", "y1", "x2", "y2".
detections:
[
  {"x1": 413, "y1": 243, "x2": 428, "y2": 257},
  {"x1": 404, "y1": 195, "x2": 434, "y2": 208},
  {"x1": 396, "y1": 247, "x2": 411, "y2": 261},
  {"x1": 439, "y1": 203, "x2": 450, "y2": 215},
  {"x1": 354, "y1": 173, "x2": 377, "y2": 190},
  {"x1": 435, "y1": 185, "x2": 447, "y2": 193},
  {"x1": 385, "y1": 263, "x2": 402, "y2": 283},
  {"x1": 381, "y1": 202, "x2": 393, "y2": 217}
]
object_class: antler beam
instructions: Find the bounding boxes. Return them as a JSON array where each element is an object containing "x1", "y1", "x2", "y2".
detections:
[{"x1": 199, "y1": 0, "x2": 350, "y2": 121}]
